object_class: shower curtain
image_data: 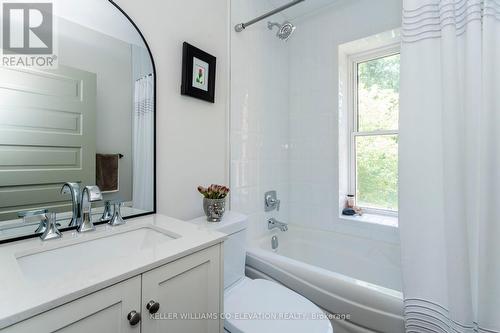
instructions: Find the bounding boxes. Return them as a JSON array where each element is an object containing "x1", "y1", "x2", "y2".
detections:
[
  {"x1": 399, "y1": 0, "x2": 500, "y2": 332},
  {"x1": 133, "y1": 74, "x2": 154, "y2": 211}
]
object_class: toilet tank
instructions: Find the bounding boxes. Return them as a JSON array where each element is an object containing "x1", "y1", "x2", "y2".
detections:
[{"x1": 188, "y1": 212, "x2": 248, "y2": 289}]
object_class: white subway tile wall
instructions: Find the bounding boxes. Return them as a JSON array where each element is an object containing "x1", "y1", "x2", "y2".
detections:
[
  {"x1": 230, "y1": 0, "x2": 402, "y2": 244},
  {"x1": 231, "y1": 0, "x2": 290, "y2": 241}
]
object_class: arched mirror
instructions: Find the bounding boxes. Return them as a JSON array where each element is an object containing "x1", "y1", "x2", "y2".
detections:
[{"x1": 0, "y1": 0, "x2": 155, "y2": 242}]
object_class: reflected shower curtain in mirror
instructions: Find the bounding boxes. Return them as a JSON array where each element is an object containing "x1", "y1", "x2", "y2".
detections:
[
  {"x1": 399, "y1": 0, "x2": 500, "y2": 332},
  {"x1": 133, "y1": 74, "x2": 154, "y2": 211}
]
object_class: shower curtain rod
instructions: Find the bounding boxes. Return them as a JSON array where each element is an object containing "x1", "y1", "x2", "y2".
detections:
[{"x1": 234, "y1": 0, "x2": 305, "y2": 32}]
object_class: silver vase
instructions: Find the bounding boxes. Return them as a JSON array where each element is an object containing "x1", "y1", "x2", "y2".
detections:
[{"x1": 203, "y1": 198, "x2": 226, "y2": 222}]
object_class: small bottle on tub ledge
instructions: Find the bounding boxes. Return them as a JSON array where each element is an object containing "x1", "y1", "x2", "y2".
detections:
[{"x1": 342, "y1": 194, "x2": 363, "y2": 216}]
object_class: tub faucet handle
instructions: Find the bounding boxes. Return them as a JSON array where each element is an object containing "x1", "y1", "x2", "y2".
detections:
[
  {"x1": 272, "y1": 198, "x2": 281, "y2": 211},
  {"x1": 265, "y1": 190, "x2": 280, "y2": 212}
]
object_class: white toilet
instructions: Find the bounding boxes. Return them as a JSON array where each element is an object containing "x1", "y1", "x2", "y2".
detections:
[{"x1": 189, "y1": 212, "x2": 333, "y2": 333}]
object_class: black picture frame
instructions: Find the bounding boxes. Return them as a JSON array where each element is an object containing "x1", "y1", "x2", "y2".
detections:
[{"x1": 181, "y1": 42, "x2": 216, "y2": 103}]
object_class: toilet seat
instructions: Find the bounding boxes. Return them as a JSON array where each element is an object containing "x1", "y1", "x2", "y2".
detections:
[{"x1": 224, "y1": 278, "x2": 333, "y2": 333}]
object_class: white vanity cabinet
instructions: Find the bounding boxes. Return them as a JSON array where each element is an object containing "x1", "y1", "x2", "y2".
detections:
[
  {"x1": 3, "y1": 245, "x2": 223, "y2": 333},
  {"x1": 4, "y1": 276, "x2": 142, "y2": 333},
  {"x1": 141, "y1": 244, "x2": 222, "y2": 333}
]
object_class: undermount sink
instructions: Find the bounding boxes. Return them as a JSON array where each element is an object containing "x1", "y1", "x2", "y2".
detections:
[{"x1": 16, "y1": 226, "x2": 178, "y2": 281}]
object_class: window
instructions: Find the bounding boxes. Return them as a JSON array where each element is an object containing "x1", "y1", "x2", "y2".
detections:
[{"x1": 349, "y1": 49, "x2": 400, "y2": 215}]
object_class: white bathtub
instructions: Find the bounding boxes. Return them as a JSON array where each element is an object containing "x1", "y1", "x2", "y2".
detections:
[{"x1": 245, "y1": 225, "x2": 404, "y2": 333}]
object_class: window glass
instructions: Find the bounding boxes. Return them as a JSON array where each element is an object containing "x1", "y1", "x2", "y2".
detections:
[
  {"x1": 355, "y1": 134, "x2": 398, "y2": 211},
  {"x1": 357, "y1": 54, "x2": 400, "y2": 132}
]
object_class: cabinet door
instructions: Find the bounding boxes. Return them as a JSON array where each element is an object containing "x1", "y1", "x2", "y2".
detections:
[
  {"x1": 4, "y1": 276, "x2": 141, "y2": 333},
  {"x1": 141, "y1": 245, "x2": 223, "y2": 333}
]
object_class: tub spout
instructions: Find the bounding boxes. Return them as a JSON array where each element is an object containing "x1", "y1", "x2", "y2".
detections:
[{"x1": 268, "y1": 218, "x2": 288, "y2": 232}]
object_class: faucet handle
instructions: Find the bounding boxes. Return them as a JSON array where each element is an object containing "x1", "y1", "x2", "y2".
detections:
[
  {"x1": 18, "y1": 208, "x2": 48, "y2": 224},
  {"x1": 265, "y1": 191, "x2": 280, "y2": 212},
  {"x1": 100, "y1": 201, "x2": 113, "y2": 222},
  {"x1": 109, "y1": 201, "x2": 126, "y2": 226},
  {"x1": 18, "y1": 208, "x2": 48, "y2": 219},
  {"x1": 40, "y1": 212, "x2": 62, "y2": 241},
  {"x1": 18, "y1": 209, "x2": 49, "y2": 233}
]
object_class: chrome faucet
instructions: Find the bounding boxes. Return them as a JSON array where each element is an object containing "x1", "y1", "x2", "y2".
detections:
[
  {"x1": 268, "y1": 217, "x2": 288, "y2": 232},
  {"x1": 78, "y1": 186, "x2": 102, "y2": 233},
  {"x1": 61, "y1": 182, "x2": 81, "y2": 227}
]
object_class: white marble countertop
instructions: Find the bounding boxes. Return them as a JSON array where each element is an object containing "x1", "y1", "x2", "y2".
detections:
[{"x1": 0, "y1": 214, "x2": 226, "y2": 329}]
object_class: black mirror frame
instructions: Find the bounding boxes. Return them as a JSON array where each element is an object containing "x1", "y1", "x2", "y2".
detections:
[{"x1": 0, "y1": 0, "x2": 157, "y2": 244}]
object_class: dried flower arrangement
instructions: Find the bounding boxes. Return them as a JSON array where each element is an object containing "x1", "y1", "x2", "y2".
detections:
[{"x1": 197, "y1": 184, "x2": 230, "y2": 199}]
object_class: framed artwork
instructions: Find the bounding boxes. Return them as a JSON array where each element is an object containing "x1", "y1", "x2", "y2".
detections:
[{"x1": 181, "y1": 42, "x2": 216, "y2": 103}]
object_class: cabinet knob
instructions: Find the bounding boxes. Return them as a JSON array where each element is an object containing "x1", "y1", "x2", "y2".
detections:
[
  {"x1": 146, "y1": 300, "x2": 160, "y2": 314},
  {"x1": 127, "y1": 310, "x2": 141, "y2": 326}
]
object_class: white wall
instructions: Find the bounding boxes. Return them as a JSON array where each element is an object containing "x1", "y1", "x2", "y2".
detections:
[
  {"x1": 230, "y1": 1, "x2": 290, "y2": 240},
  {"x1": 114, "y1": 0, "x2": 229, "y2": 220},
  {"x1": 287, "y1": 0, "x2": 401, "y2": 241}
]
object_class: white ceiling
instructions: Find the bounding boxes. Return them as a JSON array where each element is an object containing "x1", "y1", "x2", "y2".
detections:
[
  {"x1": 266, "y1": 0, "x2": 340, "y2": 21},
  {"x1": 54, "y1": 0, "x2": 145, "y2": 46}
]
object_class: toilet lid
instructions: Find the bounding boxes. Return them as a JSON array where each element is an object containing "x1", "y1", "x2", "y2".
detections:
[{"x1": 224, "y1": 279, "x2": 333, "y2": 333}]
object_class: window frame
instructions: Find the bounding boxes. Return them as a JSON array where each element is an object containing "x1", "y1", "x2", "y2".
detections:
[{"x1": 347, "y1": 44, "x2": 400, "y2": 217}]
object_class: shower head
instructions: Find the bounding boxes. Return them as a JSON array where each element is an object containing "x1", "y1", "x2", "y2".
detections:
[{"x1": 267, "y1": 21, "x2": 296, "y2": 41}]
